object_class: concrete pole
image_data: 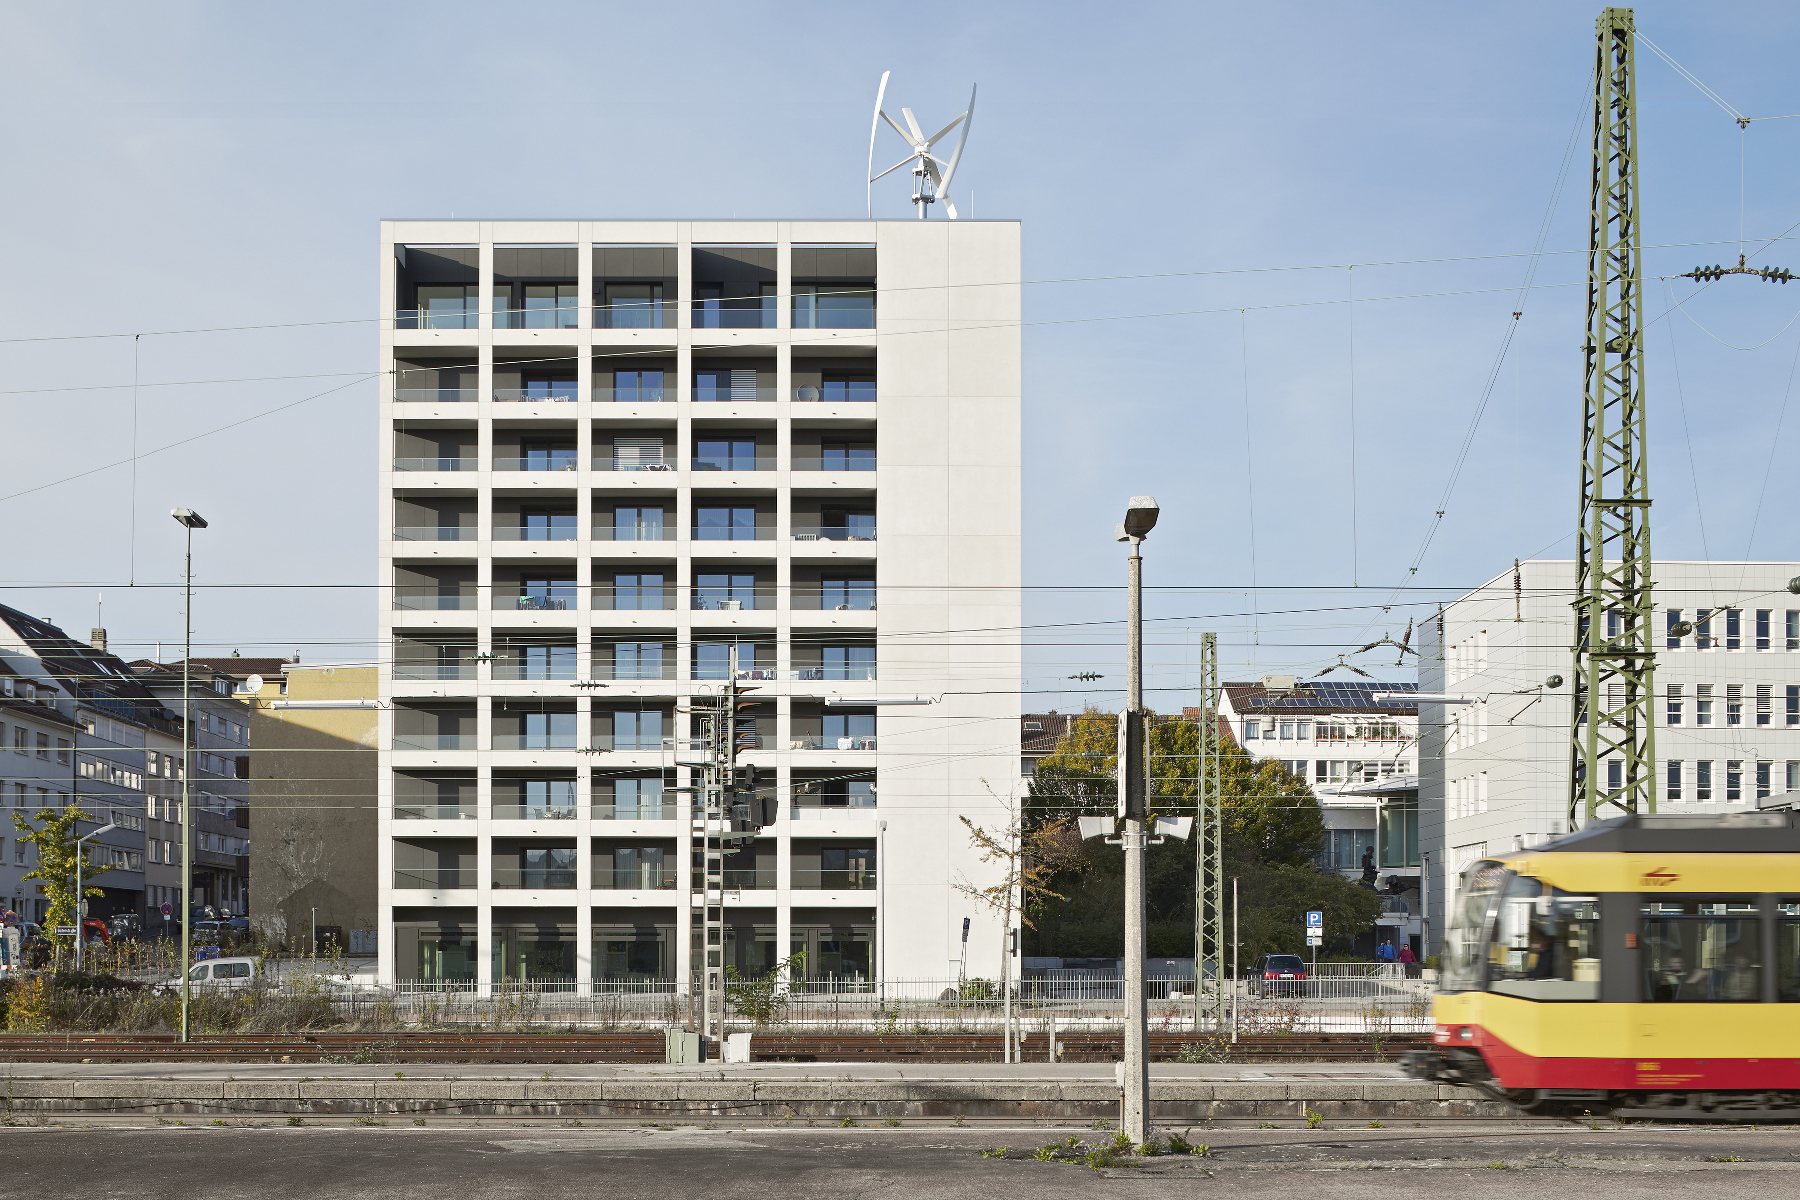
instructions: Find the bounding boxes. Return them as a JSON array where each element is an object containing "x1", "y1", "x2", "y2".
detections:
[
  {"x1": 1122, "y1": 542, "x2": 1148, "y2": 1143},
  {"x1": 180, "y1": 523, "x2": 193, "y2": 1043}
]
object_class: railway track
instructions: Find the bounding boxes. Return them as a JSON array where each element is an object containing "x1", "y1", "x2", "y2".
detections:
[{"x1": 0, "y1": 1031, "x2": 1426, "y2": 1063}]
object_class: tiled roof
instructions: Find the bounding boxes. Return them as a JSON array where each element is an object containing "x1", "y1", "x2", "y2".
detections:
[
  {"x1": 1223, "y1": 680, "x2": 1417, "y2": 717},
  {"x1": 0, "y1": 602, "x2": 168, "y2": 725}
]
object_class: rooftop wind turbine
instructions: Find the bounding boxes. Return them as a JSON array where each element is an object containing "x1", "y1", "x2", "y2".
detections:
[{"x1": 866, "y1": 72, "x2": 977, "y2": 219}]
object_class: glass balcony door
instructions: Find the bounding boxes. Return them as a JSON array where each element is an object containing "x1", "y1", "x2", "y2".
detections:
[
  {"x1": 415, "y1": 285, "x2": 479, "y2": 329},
  {"x1": 693, "y1": 438, "x2": 756, "y2": 471},
  {"x1": 607, "y1": 370, "x2": 665, "y2": 404},
  {"x1": 600, "y1": 283, "x2": 665, "y2": 329},
  {"x1": 693, "y1": 284, "x2": 775, "y2": 330},
  {"x1": 611, "y1": 641, "x2": 666, "y2": 680},
  {"x1": 518, "y1": 711, "x2": 576, "y2": 750},
  {"x1": 613, "y1": 846, "x2": 667, "y2": 889},
  {"x1": 522, "y1": 442, "x2": 578, "y2": 472},
  {"x1": 820, "y1": 441, "x2": 876, "y2": 471},
  {"x1": 695, "y1": 573, "x2": 758, "y2": 610},
  {"x1": 821, "y1": 578, "x2": 876, "y2": 610},
  {"x1": 612, "y1": 777, "x2": 665, "y2": 820},
  {"x1": 611, "y1": 573, "x2": 666, "y2": 610},
  {"x1": 612, "y1": 506, "x2": 664, "y2": 541},
  {"x1": 695, "y1": 506, "x2": 756, "y2": 540},
  {"x1": 822, "y1": 646, "x2": 876, "y2": 681},
  {"x1": 520, "y1": 510, "x2": 576, "y2": 541},
  {"x1": 611, "y1": 710, "x2": 665, "y2": 751}
]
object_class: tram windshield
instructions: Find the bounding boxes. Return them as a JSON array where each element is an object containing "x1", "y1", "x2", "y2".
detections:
[{"x1": 1440, "y1": 861, "x2": 1601, "y2": 1000}]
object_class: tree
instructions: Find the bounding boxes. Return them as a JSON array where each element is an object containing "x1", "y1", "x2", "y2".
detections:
[
  {"x1": 1022, "y1": 708, "x2": 1383, "y2": 961},
  {"x1": 12, "y1": 803, "x2": 112, "y2": 950}
]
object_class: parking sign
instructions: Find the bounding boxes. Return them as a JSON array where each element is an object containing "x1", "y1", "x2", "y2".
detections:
[{"x1": 1305, "y1": 910, "x2": 1323, "y2": 929}]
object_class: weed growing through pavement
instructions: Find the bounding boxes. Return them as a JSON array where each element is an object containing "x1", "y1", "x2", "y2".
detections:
[
  {"x1": 1707, "y1": 1156, "x2": 1747, "y2": 1162},
  {"x1": 980, "y1": 1147, "x2": 1009, "y2": 1158},
  {"x1": 1305, "y1": 1109, "x2": 1324, "y2": 1129},
  {"x1": 952, "y1": 1114, "x2": 966, "y2": 1127},
  {"x1": 840, "y1": 1118, "x2": 858, "y2": 1128},
  {"x1": 1485, "y1": 1162, "x2": 1508, "y2": 1169},
  {"x1": 414, "y1": 1119, "x2": 426, "y2": 1127},
  {"x1": 1257, "y1": 1121, "x2": 1274, "y2": 1129},
  {"x1": 286, "y1": 1117, "x2": 304, "y2": 1126},
  {"x1": 883, "y1": 1117, "x2": 900, "y2": 1127},
  {"x1": 1367, "y1": 1120, "x2": 1385, "y2": 1128}
]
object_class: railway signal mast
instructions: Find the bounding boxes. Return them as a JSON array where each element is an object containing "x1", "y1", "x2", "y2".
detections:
[
  {"x1": 1193, "y1": 633, "x2": 1227, "y2": 1034},
  {"x1": 1570, "y1": 8, "x2": 1658, "y2": 824}
]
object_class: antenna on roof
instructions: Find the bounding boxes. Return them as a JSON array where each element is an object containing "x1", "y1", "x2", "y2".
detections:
[{"x1": 867, "y1": 72, "x2": 977, "y2": 219}]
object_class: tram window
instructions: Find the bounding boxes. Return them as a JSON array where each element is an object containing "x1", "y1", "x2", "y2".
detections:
[
  {"x1": 1642, "y1": 899, "x2": 1761, "y2": 1002},
  {"x1": 1487, "y1": 874, "x2": 1601, "y2": 1001},
  {"x1": 1780, "y1": 902, "x2": 1800, "y2": 1003},
  {"x1": 1439, "y1": 861, "x2": 1507, "y2": 994}
]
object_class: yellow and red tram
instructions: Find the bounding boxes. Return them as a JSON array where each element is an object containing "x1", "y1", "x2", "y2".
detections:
[{"x1": 1403, "y1": 811, "x2": 1800, "y2": 1118}]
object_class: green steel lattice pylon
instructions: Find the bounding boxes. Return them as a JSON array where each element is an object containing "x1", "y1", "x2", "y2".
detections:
[{"x1": 1570, "y1": 6, "x2": 1657, "y2": 823}]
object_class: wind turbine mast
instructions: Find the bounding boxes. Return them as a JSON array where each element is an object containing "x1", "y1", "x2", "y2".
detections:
[{"x1": 867, "y1": 73, "x2": 977, "y2": 219}]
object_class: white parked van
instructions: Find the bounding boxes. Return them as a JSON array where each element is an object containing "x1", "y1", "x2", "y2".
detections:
[{"x1": 186, "y1": 957, "x2": 258, "y2": 990}]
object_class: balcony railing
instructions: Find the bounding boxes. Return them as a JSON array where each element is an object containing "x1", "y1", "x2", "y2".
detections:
[
  {"x1": 493, "y1": 457, "x2": 579, "y2": 473},
  {"x1": 491, "y1": 733, "x2": 579, "y2": 751},
  {"x1": 690, "y1": 457, "x2": 771, "y2": 472},
  {"x1": 790, "y1": 666, "x2": 878, "y2": 681},
  {"x1": 588, "y1": 733, "x2": 668, "y2": 752},
  {"x1": 594, "y1": 300, "x2": 671, "y2": 330},
  {"x1": 792, "y1": 528, "x2": 876, "y2": 542},
  {"x1": 493, "y1": 386, "x2": 578, "y2": 403},
  {"x1": 721, "y1": 869, "x2": 777, "y2": 890},
  {"x1": 595, "y1": 528, "x2": 676, "y2": 544},
  {"x1": 692, "y1": 386, "x2": 778, "y2": 403},
  {"x1": 492, "y1": 803, "x2": 578, "y2": 820},
  {"x1": 590, "y1": 661, "x2": 676, "y2": 682},
  {"x1": 394, "y1": 588, "x2": 478, "y2": 612},
  {"x1": 496, "y1": 303, "x2": 580, "y2": 330},
  {"x1": 494, "y1": 593, "x2": 576, "y2": 612},
  {"x1": 596, "y1": 455, "x2": 674, "y2": 472},
  {"x1": 593, "y1": 586, "x2": 677, "y2": 611},
  {"x1": 394, "y1": 868, "x2": 479, "y2": 889},
  {"x1": 490, "y1": 661, "x2": 577, "y2": 681},
  {"x1": 692, "y1": 299, "x2": 776, "y2": 330},
  {"x1": 791, "y1": 801, "x2": 879, "y2": 819},
  {"x1": 394, "y1": 388, "x2": 479, "y2": 403},
  {"x1": 491, "y1": 868, "x2": 577, "y2": 889},
  {"x1": 595, "y1": 868, "x2": 678, "y2": 890},
  {"x1": 596, "y1": 385, "x2": 669, "y2": 403},
  {"x1": 592, "y1": 802, "x2": 679, "y2": 821},
  {"x1": 792, "y1": 383, "x2": 876, "y2": 403},
  {"x1": 394, "y1": 457, "x2": 478, "y2": 472},
  {"x1": 793, "y1": 290, "x2": 876, "y2": 330},
  {"x1": 692, "y1": 526, "x2": 775, "y2": 541},
  {"x1": 393, "y1": 662, "x2": 477, "y2": 681},
  {"x1": 393, "y1": 734, "x2": 476, "y2": 751},
  {"x1": 395, "y1": 307, "x2": 478, "y2": 330},
  {"x1": 791, "y1": 457, "x2": 877, "y2": 472},
  {"x1": 493, "y1": 526, "x2": 577, "y2": 541},
  {"x1": 794, "y1": 594, "x2": 877, "y2": 612},
  {"x1": 393, "y1": 803, "x2": 478, "y2": 820},
  {"x1": 393, "y1": 526, "x2": 476, "y2": 542},
  {"x1": 789, "y1": 735, "x2": 878, "y2": 751},
  {"x1": 791, "y1": 869, "x2": 877, "y2": 890},
  {"x1": 691, "y1": 591, "x2": 775, "y2": 611}
]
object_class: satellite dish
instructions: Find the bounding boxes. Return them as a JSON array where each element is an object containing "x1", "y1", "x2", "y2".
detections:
[
  {"x1": 867, "y1": 73, "x2": 977, "y2": 219},
  {"x1": 245, "y1": 674, "x2": 265, "y2": 695}
]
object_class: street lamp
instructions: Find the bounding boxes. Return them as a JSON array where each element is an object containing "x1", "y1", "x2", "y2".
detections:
[
  {"x1": 73, "y1": 822, "x2": 119, "y2": 971},
  {"x1": 171, "y1": 508, "x2": 207, "y2": 1043},
  {"x1": 1114, "y1": 495, "x2": 1157, "y2": 1145}
]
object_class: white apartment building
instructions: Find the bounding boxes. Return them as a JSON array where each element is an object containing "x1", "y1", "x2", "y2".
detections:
[
  {"x1": 1218, "y1": 677, "x2": 1423, "y2": 955},
  {"x1": 376, "y1": 219, "x2": 1022, "y2": 992},
  {"x1": 1418, "y1": 559, "x2": 1800, "y2": 940}
]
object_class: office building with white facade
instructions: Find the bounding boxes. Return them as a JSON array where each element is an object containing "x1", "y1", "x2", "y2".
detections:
[
  {"x1": 377, "y1": 219, "x2": 1021, "y2": 992},
  {"x1": 1417, "y1": 559, "x2": 1800, "y2": 945}
]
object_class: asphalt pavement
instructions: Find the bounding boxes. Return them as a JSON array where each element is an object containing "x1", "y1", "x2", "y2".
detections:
[{"x1": 2, "y1": 1123, "x2": 1796, "y2": 1198}]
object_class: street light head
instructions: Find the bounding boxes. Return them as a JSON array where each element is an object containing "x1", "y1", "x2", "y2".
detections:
[
  {"x1": 1120, "y1": 496, "x2": 1160, "y2": 539},
  {"x1": 170, "y1": 509, "x2": 208, "y2": 530}
]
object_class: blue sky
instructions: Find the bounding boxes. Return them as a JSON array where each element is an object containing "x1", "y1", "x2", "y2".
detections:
[{"x1": 3, "y1": 1, "x2": 1799, "y2": 707}]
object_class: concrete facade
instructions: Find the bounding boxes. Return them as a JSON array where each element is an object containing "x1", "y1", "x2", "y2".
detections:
[
  {"x1": 377, "y1": 219, "x2": 1022, "y2": 990},
  {"x1": 1418, "y1": 559, "x2": 1800, "y2": 942}
]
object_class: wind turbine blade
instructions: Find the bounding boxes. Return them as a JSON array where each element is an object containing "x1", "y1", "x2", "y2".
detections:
[
  {"x1": 867, "y1": 71, "x2": 890, "y2": 216},
  {"x1": 899, "y1": 107, "x2": 926, "y2": 142},
  {"x1": 870, "y1": 153, "x2": 916, "y2": 182},
  {"x1": 924, "y1": 112, "x2": 967, "y2": 148},
  {"x1": 935, "y1": 84, "x2": 977, "y2": 218},
  {"x1": 881, "y1": 108, "x2": 919, "y2": 145}
]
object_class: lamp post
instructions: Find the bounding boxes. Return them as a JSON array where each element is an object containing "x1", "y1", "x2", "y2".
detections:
[
  {"x1": 1114, "y1": 496, "x2": 1158, "y2": 1144},
  {"x1": 171, "y1": 508, "x2": 207, "y2": 1043},
  {"x1": 73, "y1": 822, "x2": 119, "y2": 971}
]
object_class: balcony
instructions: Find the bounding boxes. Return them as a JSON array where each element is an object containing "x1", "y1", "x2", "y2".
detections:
[
  {"x1": 595, "y1": 292, "x2": 670, "y2": 330},
  {"x1": 492, "y1": 802, "x2": 578, "y2": 820},
  {"x1": 595, "y1": 867, "x2": 678, "y2": 890},
  {"x1": 790, "y1": 664, "x2": 877, "y2": 682},
  {"x1": 495, "y1": 297, "x2": 580, "y2": 330},
  {"x1": 690, "y1": 589, "x2": 775, "y2": 612},
  {"x1": 394, "y1": 457, "x2": 478, "y2": 471},
  {"x1": 792, "y1": 285, "x2": 876, "y2": 330},
  {"x1": 593, "y1": 802, "x2": 679, "y2": 821},
  {"x1": 791, "y1": 799, "x2": 879, "y2": 820},
  {"x1": 491, "y1": 733, "x2": 579, "y2": 751},
  {"x1": 789, "y1": 735, "x2": 878, "y2": 751},
  {"x1": 791, "y1": 869, "x2": 877, "y2": 890},
  {"x1": 693, "y1": 384, "x2": 778, "y2": 403},
  {"x1": 394, "y1": 588, "x2": 478, "y2": 612},
  {"x1": 589, "y1": 733, "x2": 667, "y2": 752},
  {"x1": 493, "y1": 384, "x2": 577, "y2": 403},
  {"x1": 593, "y1": 585, "x2": 676, "y2": 611},
  {"x1": 793, "y1": 381, "x2": 876, "y2": 403},
  {"x1": 692, "y1": 295, "x2": 775, "y2": 330},
  {"x1": 392, "y1": 661, "x2": 476, "y2": 682},
  {"x1": 493, "y1": 525, "x2": 577, "y2": 542},
  {"x1": 393, "y1": 802, "x2": 478, "y2": 820},
  {"x1": 594, "y1": 523, "x2": 676, "y2": 543},
  {"x1": 393, "y1": 868, "x2": 479, "y2": 889},
  {"x1": 394, "y1": 734, "x2": 475, "y2": 751},
  {"x1": 693, "y1": 526, "x2": 774, "y2": 542},
  {"x1": 491, "y1": 654, "x2": 577, "y2": 682},
  {"x1": 721, "y1": 869, "x2": 777, "y2": 890},
  {"x1": 494, "y1": 454, "x2": 579, "y2": 473},
  {"x1": 493, "y1": 592, "x2": 576, "y2": 613},
  {"x1": 395, "y1": 388, "x2": 480, "y2": 403},
  {"x1": 393, "y1": 526, "x2": 476, "y2": 542},
  {"x1": 690, "y1": 457, "x2": 770, "y2": 473},
  {"x1": 792, "y1": 527, "x2": 876, "y2": 543},
  {"x1": 792, "y1": 455, "x2": 876, "y2": 471},
  {"x1": 491, "y1": 868, "x2": 577, "y2": 889},
  {"x1": 596, "y1": 456, "x2": 674, "y2": 474},
  {"x1": 396, "y1": 298, "x2": 478, "y2": 331}
]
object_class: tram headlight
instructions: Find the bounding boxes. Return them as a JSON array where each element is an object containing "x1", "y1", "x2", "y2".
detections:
[{"x1": 1458, "y1": 1026, "x2": 1474, "y2": 1042}]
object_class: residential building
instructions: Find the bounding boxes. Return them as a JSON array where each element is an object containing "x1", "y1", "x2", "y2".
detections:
[
  {"x1": 0, "y1": 608, "x2": 161, "y2": 925},
  {"x1": 1417, "y1": 559, "x2": 1800, "y2": 947},
  {"x1": 1218, "y1": 677, "x2": 1422, "y2": 957},
  {"x1": 243, "y1": 664, "x2": 379, "y2": 953},
  {"x1": 378, "y1": 219, "x2": 1021, "y2": 991}
]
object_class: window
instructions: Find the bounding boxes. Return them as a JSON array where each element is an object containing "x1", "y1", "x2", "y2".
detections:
[
  {"x1": 1697, "y1": 760, "x2": 1713, "y2": 802},
  {"x1": 610, "y1": 572, "x2": 665, "y2": 611},
  {"x1": 693, "y1": 573, "x2": 758, "y2": 611},
  {"x1": 820, "y1": 441, "x2": 875, "y2": 471},
  {"x1": 1727, "y1": 684, "x2": 1743, "y2": 726},
  {"x1": 1484, "y1": 874, "x2": 1601, "y2": 1002},
  {"x1": 1727, "y1": 761, "x2": 1743, "y2": 802},
  {"x1": 55, "y1": 738, "x2": 69, "y2": 765},
  {"x1": 1789, "y1": 611, "x2": 1800, "y2": 651},
  {"x1": 1314, "y1": 828, "x2": 1376, "y2": 871},
  {"x1": 819, "y1": 577, "x2": 875, "y2": 611},
  {"x1": 1243, "y1": 720, "x2": 1261, "y2": 740},
  {"x1": 1666, "y1": 684, "x2": 1683, "y2": 725},
  {"x1": 694, "y1": 505, "x2": 757, "y2": 541},
  {"x1": 1781, "y1": 901, "x2": 1800, "y2": 1002},
  {"x1": 610, "y1": 436, "x2": 666, "y2": 470},
  {"x1": 1667, "y1": 609, "x2": 1685, "y2": 649},
  {"x1": 608, "y1": 642, "x2": 667, "y2": 682},
  {"x1": 1696, "y1": 684, "x2": 1713, "y2": 726},
  {"x1": 1790, "y1": 685, "x2": 1799, "y2": 726},
  {"x1": 1758, "y1": 761, "x2": 1772, "y2": 800},
  {"x1": 1725, "y1": 609, "x2": 1741, "y2": 650},
  {"x1": 12, "y1": 841, "x2": 23, "y2": 866},
  {"x1": 11, "y1": 727, "x2": 23, "y2": 753},
  {"x1": 1277, "y1": 720, "x2": 1294, "y2": 740},
  {"x1": 1315, "y1": 722, "x2": 1346, "y2": 743},
  {"x1": 600, "y1": 285, "x2": 666, "y2": 331},
  {"x1": 1667, "y1": 760, "x2": 1682, "y2": 802},
  {"x1": 34, "y1": 732, "x2": 48, "y2": 759},
  {"x1": 819, "y1": 645, "x2": 876, "y2": 681},
  {"x1": 1642, "y1": 898, "x2": 1761, "y2": 1001},
  {"x1": 611, "y1": 506, "x2": 664, "y2": 542},
  {"x1": 692, "y1": 438, "x2": 757, "y2": 473},
  {"x1": 1296, "y1": 719, "x2": 1312, "y2": 739},
  {"x1": 1791, "y1": 762, "x2": 1800, "y2": 793},
  {"x1": 1606, "y1": 759, "x2": 1623, "y2": 796},
  {"x1": 792, "y1": 282, "x2": 876, "y2": 329},
  {"x1": 610, "y1": 710, "x2": 664, "y2": 751},
  {"x1": 1759, "y1": 685, "x2": 1773, "y2": 726},
  {"x1": 1696, "y1": 608, "x2": 1714, "y2": 649},
  {"x1": 1758, "y1": 610, "x2": 1772, "y2": 651}
]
